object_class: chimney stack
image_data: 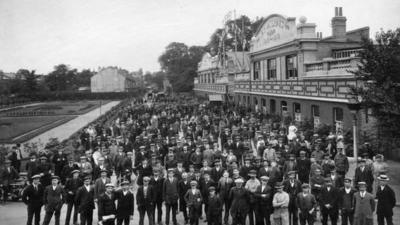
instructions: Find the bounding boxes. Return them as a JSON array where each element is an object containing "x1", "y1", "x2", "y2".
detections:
[{"x1": 331, "y1": 7, "x2": 347, "y2": 40}]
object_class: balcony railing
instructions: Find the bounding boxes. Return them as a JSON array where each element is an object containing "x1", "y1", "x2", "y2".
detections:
[
  {"x1": 194, "y1": 83, "x2": 227, "y2": 94},
  {"x1": 304, "y1": 57, "x2": 359, "y2": 78},
  {"x1": 234, "y1": 78, "x2": 357, "y2": 100}
]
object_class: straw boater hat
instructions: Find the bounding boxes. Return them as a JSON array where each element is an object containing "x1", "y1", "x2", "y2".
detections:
[
  {"x1": 377, "y1": 174, "x2": 390, "y2": 181},
  {"x1": 234, "y1": 178, "x2": 244, "y2": 183},
  {"x1": 105, "y1": 183, "x2": 114, "y2": 188},
  {"x1": 357, "y1": 181, "x2": 366, "y2": 186},
  {"x1": 32, "y1": 174, "x2": 41, "y2": 180},
  {"x1": 260, "y1": 176, "x2": 269, "y2": 181}
]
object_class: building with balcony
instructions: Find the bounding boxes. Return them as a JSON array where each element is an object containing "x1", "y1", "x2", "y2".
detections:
[
  {"x1": 233, "y1": 7, "x2": 369, "y2": 132},
  {"x1": 91, "y1": 66, "x2": 138, "y2": 93},
  {"x1": 194, "y1": 51, "x2": 250, "y2": 102}
]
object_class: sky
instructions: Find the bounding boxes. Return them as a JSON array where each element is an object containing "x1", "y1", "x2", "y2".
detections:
[{"x1": 0, "y1": 0, "x2": 399, "y2": 74}]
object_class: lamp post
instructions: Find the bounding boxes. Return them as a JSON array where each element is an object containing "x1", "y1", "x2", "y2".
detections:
[{"x1": 348, "y1": 97, "x2": 362, "y2": 160}]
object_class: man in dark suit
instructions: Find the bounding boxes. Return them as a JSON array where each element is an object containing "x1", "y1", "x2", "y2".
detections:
[
  {"x1": 75, "y1": 176, "x2": 95, "y2": 225},
  {"x1": 0, "y1": 160, "x2": 19, "y2": 202},
  {"x1": 283, "y1": 171, "x2": 302, "y2": 225},
  {"x1": 339, "y1": 178, "x2": 356, "y2": 225},
  {"x1": 98, "y1": 183, "x2": 117, "y2": 225},
  {"x1": 163, "y1": 169, "x2": 179, "y2": 225},
  {"x1": 185, "y1": 180, "x2": 203, "y2": 225},
  {"x1": 255, "y1": 176, "x2": 273, "y2": 225},
  {"x1": 375, "y1": 174, "x2": 396, "y2": 225},
  {"x1": 320, "y1": 178, "x2": 340, "y2": 225},
  {"x1": 116, "y1": 181, "x2": 134, "y2": 225},
  {"x1": 206, "y1": 186, "x2": 223, "y2": 225},
  {"x1": 42, "y1": 176, "x2": 65, "y2": 225},
  {"x1": 178, "y1": 172, "x2": 191, "y2": 224},
  {"x1": 94, "y1": 169, "x2": 111, "y2": 202},
  {"x1": 26, "y1": 153, "x2": 39, "y2": 181},
  {"x1": 353, "y1": 159, "x2": 374, "y2": 193},
  {"x1": 137, "y1": 176, "x2": 155, "y2": 225},
  {"x1": 64, "y1": 170, "x2": 83, "y2": 225},
  {"x1": 150, "y1": 169, "x2": 164, "y2": 225},
  {"x1": 200, "y1": 172, "x2": 215, "y2": 222},
  {"x1": 22, "y1": 174, "x2": 44, "y2": 225},
  {"x1": 232, "y1": 136, "x2": 244, "y2": 165},
  {"x1": 60, "y1": 158, "x2": 79, "y2": 184},
  {"x1": 93, "y1": 157, "x2": 111, "y2": 179},
  {"x1": 296, "y1": 184, "x2": 317, "y2": 225},
  {"x1": 210, "y1": 160, "x2": 224, "y2": 183}
]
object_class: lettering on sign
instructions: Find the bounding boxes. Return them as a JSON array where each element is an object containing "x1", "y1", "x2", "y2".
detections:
[{"x1": 251, "y1": 14, "x2": 296, "y2": 52}]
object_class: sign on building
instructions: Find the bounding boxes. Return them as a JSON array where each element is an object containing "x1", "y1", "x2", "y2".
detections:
[{"x1": 251, "y1": 14, "x2": 297, "y2": 52}]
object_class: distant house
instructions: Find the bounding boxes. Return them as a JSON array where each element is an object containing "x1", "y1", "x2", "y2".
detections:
[{"x1": 91, "y1": 67, "x2": 137, "y2": 92}]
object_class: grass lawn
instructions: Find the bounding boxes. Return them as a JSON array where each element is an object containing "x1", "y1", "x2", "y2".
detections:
[
  {"x1": 0, "y1": 100, "x2": 109, "y2": 116},
  {"x1": 0, "y1": 116, "x2": 77, "y2": 143}
]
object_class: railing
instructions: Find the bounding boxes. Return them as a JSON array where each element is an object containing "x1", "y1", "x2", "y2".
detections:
[
  {"x1": 333, "y1": 48, "x2": 362, "y2": 59},
  {"x1": 304, "y1": 57, "x2": 359, "y2": 77},
  {"x1": 305, "y1": 62, "x2": 323, "y2": 72},
  {"x1": 193, "y1": 83, "x2": 227, "y2": 94},
  {"x1": 234, "y1": 78, "x2": 357, "y2": 100}
]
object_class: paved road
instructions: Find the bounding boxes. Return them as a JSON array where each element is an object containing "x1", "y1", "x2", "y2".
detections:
[
  {"x1": 1, "y1": 198, "x2": 399, "y2": 225},
  {"x1": 20, "y1": 101, "x2": 120, "y2": 157}
]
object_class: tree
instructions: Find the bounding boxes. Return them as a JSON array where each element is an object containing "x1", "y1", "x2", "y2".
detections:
[
  {"x1": 158, "y1": 42, "x2": 205, "y2": 92},
  {"x1": 75, "y1": 69, "x2": 94, "y2": 87},
  {"x1": 206, "y1": 15, "x2": 263, "y2": 53},
  {"x1": 45, "y1": 64, "x2": 78, "y2": 92},
  {"x1": 144, "y1": 71, "x2": 166, "y2": 91},
  {"x1": 15, "y1": 69, "x2": 38, "y2": 93},
  {"x1": 352, "y1": 28, "x2": 400, "y2": 138}
]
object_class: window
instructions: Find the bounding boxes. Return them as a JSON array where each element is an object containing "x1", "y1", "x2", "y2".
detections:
[
  {"x1": 281, "y1": 101, "x2": 288, "y2": 115},
  {"x1": 261, "y1": 98, "x2": 266, "y2": 107},
  {"x1": 333, "y1": 107, "x2": 343, "y2": 122},
  {"x1": 286, "y1": 55, "x2": 298, "y2": 79},
  {"x1": 333, "y1": 107, "x2": 344, "y2": 133},
  {"x1": 267, "y1": 58, "x2": 277, "y2": 80},
  {"x1": 311, "y1": 105, "x2": 320, "y2": 127},
  {"x1": 293, "y1": 103, "x2": 301, "y2": 121},
  {"x1": 253, "y1": 61, "x2": 260, "y2": 80},
  {"x1": 270, "y1": 99, "x2": 276, "y2": 114},
  {"x1": 311, "y1": 105, "x2": 320, "y2": 117}
]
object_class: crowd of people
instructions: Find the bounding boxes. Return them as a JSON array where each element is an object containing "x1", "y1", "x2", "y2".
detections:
[{"x1": 0, "y1": 96, "x2": 397, "y2": 225}]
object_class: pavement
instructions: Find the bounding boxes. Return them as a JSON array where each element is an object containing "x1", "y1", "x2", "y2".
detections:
[{"x1": 1, "y1": 159, "x2": 399, "y2": 225}]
